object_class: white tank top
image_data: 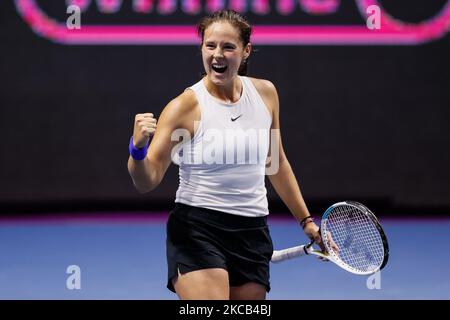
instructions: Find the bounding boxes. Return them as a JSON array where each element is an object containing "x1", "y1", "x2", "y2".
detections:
[{"x1": 174, "y1": 76, "x2": 272, "y2": 217}]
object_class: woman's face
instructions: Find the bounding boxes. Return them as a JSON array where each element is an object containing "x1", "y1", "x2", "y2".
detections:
[{"x1": 201, "y1": 21, "x2": 251, "y2": 86}]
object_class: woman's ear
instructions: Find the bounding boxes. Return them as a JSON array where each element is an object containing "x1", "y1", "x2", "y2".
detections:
[{"x1": 244, "y1": 43, "x2": 252, "y2": 59}]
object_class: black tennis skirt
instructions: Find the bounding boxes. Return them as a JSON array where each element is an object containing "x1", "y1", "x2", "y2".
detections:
[{"x1": 166, "y1": 202, "x2": 274, "y2": 293}]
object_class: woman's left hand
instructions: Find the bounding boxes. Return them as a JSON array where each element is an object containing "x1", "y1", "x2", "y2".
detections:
[
  {"x1": 303, "y1": 222, "x2": 325, "y2": 252},
  {"x1": 303, "y1": 222, "x2": 340, "y2": 256}
]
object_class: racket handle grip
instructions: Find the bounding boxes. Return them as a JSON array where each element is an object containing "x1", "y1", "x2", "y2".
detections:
[{"x1": 271, "y1": 245, "x2": 308, "y2": 263}]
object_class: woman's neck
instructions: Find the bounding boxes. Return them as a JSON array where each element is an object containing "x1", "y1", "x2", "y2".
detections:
[{"x1": 204, "y1": 76, "x2": 242, "y2": 104}]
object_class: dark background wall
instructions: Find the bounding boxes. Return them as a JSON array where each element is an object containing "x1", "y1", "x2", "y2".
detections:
[{"x1": 1, "y1": 1, "x2": 449, "y2": 215}]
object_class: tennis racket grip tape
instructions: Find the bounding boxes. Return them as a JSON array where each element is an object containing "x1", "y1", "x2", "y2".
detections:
[{"x1": 271, "y1": 245, "x2": 307, "y2": 263}]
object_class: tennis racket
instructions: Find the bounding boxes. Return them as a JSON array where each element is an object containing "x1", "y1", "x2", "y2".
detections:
[{"x1": 271, "y1": 201, "x2": 389, "y2": 275}]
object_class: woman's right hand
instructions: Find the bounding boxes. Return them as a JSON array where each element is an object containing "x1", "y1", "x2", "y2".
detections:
[{"x1": 133, "y1": 113, "x2": 158, "y2": 148}]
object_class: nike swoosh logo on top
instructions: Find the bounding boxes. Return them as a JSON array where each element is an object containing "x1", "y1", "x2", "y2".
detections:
[{"x1": 231, "y1": 114, "x2": 243, "y2": 121}]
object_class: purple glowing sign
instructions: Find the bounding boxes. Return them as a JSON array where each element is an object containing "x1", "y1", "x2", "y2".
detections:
[{"x1": 14, "y1": 0, "x2": 450, "y2": 45}]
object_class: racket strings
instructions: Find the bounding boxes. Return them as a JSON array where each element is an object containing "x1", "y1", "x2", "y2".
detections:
[{"x1": 324, "y1": 205, "x2": 384, "y2": 273}]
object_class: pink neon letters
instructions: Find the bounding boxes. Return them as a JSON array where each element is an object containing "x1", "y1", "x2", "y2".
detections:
[{"x1": 15, "y1": 0, "x2": 450, "y2": 45}]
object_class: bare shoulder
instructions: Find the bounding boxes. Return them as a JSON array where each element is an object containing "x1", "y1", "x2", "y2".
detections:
[
  {"x1": 247, "y1": 77, "x2": 279, "y2": 116},
  {"x1": 247, "y1": 77, "x2": 278, "y2": 97},
  {"x1": 159, "y1": 88, "x2": 200, "y2": 132},
  {"x1": 162, "y1": 89, "x2": 198, "y2": 118}
]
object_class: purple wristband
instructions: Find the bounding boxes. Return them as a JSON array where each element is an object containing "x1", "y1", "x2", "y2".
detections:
[{"x1": 129, "y1": 136, "x2": 149, "y2": 161}]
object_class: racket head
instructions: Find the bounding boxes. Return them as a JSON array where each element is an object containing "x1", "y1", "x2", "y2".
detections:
[{"x1": 320, "y1": 201, "x2": 389, "y2": 275}]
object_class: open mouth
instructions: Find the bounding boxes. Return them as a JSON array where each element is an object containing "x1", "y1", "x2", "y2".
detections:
[{"x1": 211, "y1": 64, "x2": 227, "y2": 74}]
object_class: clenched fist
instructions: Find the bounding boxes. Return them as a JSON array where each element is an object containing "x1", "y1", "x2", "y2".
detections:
[{"x1": 133, "y1": 113, "x2": 158, "y2": 148}]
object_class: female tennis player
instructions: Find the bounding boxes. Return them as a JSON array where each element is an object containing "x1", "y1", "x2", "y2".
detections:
[{"x1": 127, "y1": 10, "x2": 324, "y2": 300}]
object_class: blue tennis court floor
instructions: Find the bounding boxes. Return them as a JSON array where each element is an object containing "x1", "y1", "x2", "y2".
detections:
[{"x1": 0, "y1": 214, "x2": 449, "y2": 300}]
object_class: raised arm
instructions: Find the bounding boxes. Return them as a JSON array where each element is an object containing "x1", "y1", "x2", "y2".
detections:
[{"x1": 127, "y1": 90, "x2": 199, "y2": 193}]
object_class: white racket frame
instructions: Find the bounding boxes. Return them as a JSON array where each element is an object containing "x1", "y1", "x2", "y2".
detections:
[{"x1": 271, "y1": 201, "x2": 388, "y2": 276}]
